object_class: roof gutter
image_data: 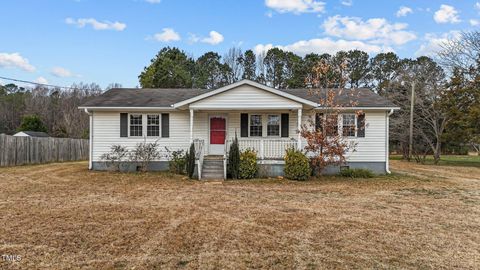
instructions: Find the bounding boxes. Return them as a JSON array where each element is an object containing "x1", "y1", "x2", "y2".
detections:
[
  {"x1": 78, "y1": 106, "x2": 176, "y2": 111},
  {"x1": 84, "y1": 108, "x2": 93, "y2": 170},
  {"x1": 314, "y1": 106, "x2": 400, "y2": 110},
  {"x1": 386, "y1": 109, "x2": 394, "y2": 174}
]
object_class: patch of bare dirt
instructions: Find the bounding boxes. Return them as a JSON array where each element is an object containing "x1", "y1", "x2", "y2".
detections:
[{"x1": 0, "y1": 162, "x2": 479, "y2": 269}]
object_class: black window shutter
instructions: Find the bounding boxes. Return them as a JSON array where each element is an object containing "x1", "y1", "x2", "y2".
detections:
[
  {"x1": 281, "y1": 113, "x2": 289, "y2": 137},
  {"x1": 240, "y1": 113, "x2": 248, "y2": 137},
  {"x1": 357, "y1": 113, "x2": 365, "y2": 137},
  {"x1": 161, "y1": 113, "x2": 169, "y2": 138},
  {"x1": 315, "y1": 113, "x2": 323, "y2": 131},
  {"x1": 120, "y1": 113, "x2": 128, "y2": 137}
]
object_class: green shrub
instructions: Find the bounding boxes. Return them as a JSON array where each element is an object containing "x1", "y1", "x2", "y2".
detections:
[
  {"x1": 168, "y1": 149, "x2": 186, "y2": 174},
  {"x1": 17, "y1": 114, "x2": 47, "y2": 132},
  {"x1": 284, "y1": 147, "x2": 310, "y2": 180},
  {"x1": 239, "y1": 149, "x2": 257, "y2": 179},
  {"x1": 339, "y1": 168, "x2": 374, "y2": 178},
  {"x1": 228, "y1": 135, "x2": 240, "y2": 179},
  {"x1": 185, "y1": 143, "x2": 196, "y2": 179}
]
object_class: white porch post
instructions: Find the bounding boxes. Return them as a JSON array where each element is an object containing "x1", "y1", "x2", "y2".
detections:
[
  {"x1": 189, "y1": 109, "x2": 194, "y2": 143},
  {"x1": 297, "y1": 108, "x2": 302, "y2": 150}
]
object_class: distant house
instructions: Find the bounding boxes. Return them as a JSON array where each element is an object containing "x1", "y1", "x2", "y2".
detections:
[
  {"x1": 13, "y1": 131, "x2": 50, "y2": 138},
  {"x1": 79, "y1": 79, "x2": 399, "y2": 179}
]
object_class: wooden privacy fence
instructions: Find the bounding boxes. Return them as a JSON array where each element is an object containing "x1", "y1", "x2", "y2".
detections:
[{"x1": 0, "y1": 134, "x2": 89, "y2": 166}]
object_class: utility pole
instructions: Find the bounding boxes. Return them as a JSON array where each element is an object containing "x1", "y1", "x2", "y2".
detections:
[{"x1": 408, "y1": 81, "x2": 415, "y2": 161}]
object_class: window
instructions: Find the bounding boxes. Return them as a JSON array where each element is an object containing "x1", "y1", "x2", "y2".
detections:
[
  {"x1": 267, "y1": 115, "x2": 280, "y2": 136},
  {"x1": 129, "y1": 114, "x2": 143, "y2": 137},
  {"x1": 147, "y1": 115, "x2": 160, "y2": 137},
  {"x1": 325, "y1": 114, "x2": 338, "y2": 136},
  {"x1": 315, "y1": 113, "x2": 323, "y2": 132},
  {"x1": 250, "y1": 115, "x2": 262, "y2": 137},
  {"x1": 342, "y1": 114, "x2": 356, "y2": 137}
]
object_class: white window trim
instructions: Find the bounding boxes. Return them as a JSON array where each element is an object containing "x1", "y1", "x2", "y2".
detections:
[
  {"x1": 248, "y1": 114, "x2": 263, "y2": 137},
  {"x1": 128, "y1": 113, "x2": 144, "y2": 138},
  {"x1": 128, "y1": 113, "x2": 163, "y2": 138},
  {"x1": 266, "y1": 114, "x2": 281, "y2": 137},
  {"x1": 341, "y1": 113, "x2": 357, "y2": 138},
  {"x1": 146, "y1": 114, "x2": 161, "y2": 137},
  {"x1": 248, "y1": 113, "x2": 283, "y2": 138}
]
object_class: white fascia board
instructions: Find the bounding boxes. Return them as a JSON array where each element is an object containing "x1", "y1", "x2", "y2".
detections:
[
  {"x1": 188, "y1": 105, "x2": 303, "y2": 110},
  {"x1": 78, "y1": 106, "x2": 176, "y2": 112},
  {"x1": 314, "y1": 106, "x2": 400, "y2": 110}
]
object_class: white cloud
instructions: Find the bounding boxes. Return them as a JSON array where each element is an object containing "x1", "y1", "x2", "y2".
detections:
[
  {"x1": 189, "y1": 31, "x2": 224, "y2": 45},
  {"x1": 341, "y1": 0, "x2": 352, "y2": 7},
  {"x1": 396, "y1": 6, "x2": 413, "y2": 17},
  {"x1": 415, "y1": 31, "x2": 461, "y2": 57},
  {"x1": 322, "y1": 15, "x2": 416, "y2": 45},
  {"x1": 254, "y1": 38, "x2": 393, "y2": 56},
  {"x1": 476, "y1": 2, "x2": 480, "y2": 11},
  {"x1": 201, "y1": 31, "x2": 224, "y2": 45},
  {"x1": 65, "y1": 17, "x2": 127, "y2": 31},
  {"x1": 434, "y1": 5, "x2": 460, "y2": 24},
  {"x1": 50, "y1": 67, "x2": 75, "y2": 78},
  {"x1": 35, "y1": 77, "x2": 48, "y2": 85},
  {"x1": 188, "y1": 33, "x2": 200, "y2": 43},
  {"x1": 152, "y1": 28, "x2": 181, "y2": 42},
  {"x1": 0, "y1": 52, "x2": 35, "y2": 72},
  {"x1": 265, "y1": 0, "x2": 325, "y2": 14},
  {"x1": 470, "y1": 19, "x2": 480, "y2": 26},
  {"x1": 145, "y1": 0, "x2": 161, "y2": 3}
]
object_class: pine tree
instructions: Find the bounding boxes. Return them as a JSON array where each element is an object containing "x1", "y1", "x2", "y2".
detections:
[
  {"x1": 186, "y1": 142, "x2": 196, "y2": 179},
  {"x1": 228, "y1": 134, "x2": 240, "y2": 179}
]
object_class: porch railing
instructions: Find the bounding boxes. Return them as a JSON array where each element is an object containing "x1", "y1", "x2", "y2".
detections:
[
  {"x1": 225, "y1": 138, "x2": 297, "y2": 159},
  {"x1": 193, "y1": 139, "x2": 205, "y2": 179}
]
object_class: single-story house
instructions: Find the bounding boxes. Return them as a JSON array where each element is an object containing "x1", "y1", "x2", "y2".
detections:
[
  {"x1": 13, "y1": 131, "x2": 50, "y2": 137},
  {"x1": 79, "y1": 79, "x2": 398, "y2": 179}
]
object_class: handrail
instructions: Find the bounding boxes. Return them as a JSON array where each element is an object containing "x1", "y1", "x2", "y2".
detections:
[
  {"x1": 193, "y1": 139, "x2": 205, "y2": 179},
  {"x1": 223, "y1": 138, "x2": 228, "y2": 179},
  {"x1": 225, "y1": 138, "x2": 297, "y2": 160}
]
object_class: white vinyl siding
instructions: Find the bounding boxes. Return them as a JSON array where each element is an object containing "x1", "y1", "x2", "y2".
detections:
[
  {"x1": 92, "y1": 111, "x2": 190, "y2": 161},
  {"x1": 302, "y1": 111, "x2": 387, "y2": 162},
  {"x1": 92, "y1": 109, "x2": 387, "y2": 162},
  {"x1": 189, "y1": 84, "x2": 302, "y2": 109}
]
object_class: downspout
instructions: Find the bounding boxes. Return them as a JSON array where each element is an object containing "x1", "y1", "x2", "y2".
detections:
[
  {"x1": 386, "y1": 109, "x2": 394, "y2": 174},
  {"x1": 84, "y1": 108, "x2": 93, "y2": 170}
]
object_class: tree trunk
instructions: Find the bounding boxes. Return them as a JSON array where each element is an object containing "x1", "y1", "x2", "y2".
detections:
[{"x1": 433, "y1": 141, "x2": 442, "y2": 164}]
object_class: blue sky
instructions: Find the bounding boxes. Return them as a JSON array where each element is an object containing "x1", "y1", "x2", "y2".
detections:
[{"x1": 0, "y1": 0, "x2": 479, "y2": 88}]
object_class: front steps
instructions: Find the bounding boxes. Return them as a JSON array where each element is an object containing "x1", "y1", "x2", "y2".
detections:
[{"x1": 201, "y1": 156, "x2": 224, "y2": 180}]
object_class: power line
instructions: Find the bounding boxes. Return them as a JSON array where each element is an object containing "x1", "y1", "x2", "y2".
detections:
[{"x1": 0, "y1": 75, "x2": 75, "y2": 90}]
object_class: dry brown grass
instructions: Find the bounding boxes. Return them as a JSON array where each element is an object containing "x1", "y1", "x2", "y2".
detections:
[{"x1": 0, "y1": 160, "x2": 479, "y2": 269}]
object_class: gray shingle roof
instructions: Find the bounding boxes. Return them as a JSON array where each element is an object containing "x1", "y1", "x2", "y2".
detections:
[
  {"x1": 81, "y1": 88, "x2": 211, "y2": 107},
  {"x1": 81, "y1": 86, "x2": 396, "y2": 108},
  {"x1": 281, "y1": 88, "x2": 397, "y2": 107}
]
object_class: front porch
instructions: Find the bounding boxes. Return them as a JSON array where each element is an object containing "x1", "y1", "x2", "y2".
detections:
[
  {"x1": 193, "y1": 137, "x2": 299, "y2": 180},
  {"x1": 187, "y1": 109, "x2": 305, "y2": 156}
]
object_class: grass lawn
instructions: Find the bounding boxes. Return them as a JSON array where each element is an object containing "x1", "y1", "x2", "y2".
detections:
[
  {"x1": 391, "y1": 154, "x2": 480, "y2": 167},
  {"x1": 0, "y1": 160, "x2": 479, "y2": 269}
]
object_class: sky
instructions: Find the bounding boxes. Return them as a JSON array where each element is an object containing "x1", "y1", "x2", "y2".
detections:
[{"x1": 0, "y1": 0, "x2": 479, "y2": 88}]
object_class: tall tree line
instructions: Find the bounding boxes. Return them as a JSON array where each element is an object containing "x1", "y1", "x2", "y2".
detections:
[
  {"x1": 0, "y1": 83, "x2": 103, "y2": 138},
  {"x1": 139, "y1": 46, "x2": 401, "y2": 92},
  {"x1": 139, "y1": 40, "x2": 479, "y2": 160}
]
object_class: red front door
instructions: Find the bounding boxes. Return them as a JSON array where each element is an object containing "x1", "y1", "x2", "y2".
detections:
[{"x1": 210, "y1": 117, "x2": 226, "y2": 145}]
